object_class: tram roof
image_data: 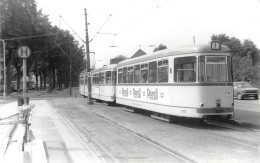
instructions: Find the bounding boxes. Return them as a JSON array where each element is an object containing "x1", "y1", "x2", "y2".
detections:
[
  {"x1": 117, "y1": 44, "x2": 230, "y2": 67},
  {"x1": 91, "y1": 64, "x2": 117, "y2": 73}
]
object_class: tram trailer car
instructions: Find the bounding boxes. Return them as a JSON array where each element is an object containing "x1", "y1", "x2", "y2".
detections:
[
  {"x1": 80, "y1": 41, "x2": 234, "y2": 119},
  {"x1": 80, "y1": 64, "x2": 117, "y2": 103},
  {"x1": 79, "y1": 70, "x2": 88, "y2": 97},
  {"x1": 116, "y1": 41, "x2": 234, "y2": 119}
]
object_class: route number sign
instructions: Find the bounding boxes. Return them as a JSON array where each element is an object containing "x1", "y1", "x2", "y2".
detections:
[{"x1": 17, "y1": 46, "x2": 31, "y2": 59}]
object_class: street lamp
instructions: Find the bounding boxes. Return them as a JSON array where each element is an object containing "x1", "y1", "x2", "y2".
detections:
[{"x1": 0, "y1": 39, "x2": 6, "y2": 99}]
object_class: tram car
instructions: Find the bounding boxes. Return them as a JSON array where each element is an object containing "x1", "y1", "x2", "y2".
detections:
[
  {"x1": 80, "y1": 64, "x2": 117, "y2": 104},
  {"x1": 80, "y1": 41, "x2": 234, "y2": 119},
  {"x1": 79, "y1": 69, "x2": 88, "y2": 96}
]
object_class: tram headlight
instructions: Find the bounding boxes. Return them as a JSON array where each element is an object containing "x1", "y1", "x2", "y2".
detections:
[{"x1": 200, "y1": 103, "x2": 204, "y2": 107}]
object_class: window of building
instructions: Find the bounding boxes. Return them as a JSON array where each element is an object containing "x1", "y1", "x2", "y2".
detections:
[
  {"x1": 128, "y1": 66, "x2": 134, "y2": 83},
  {"x1": 123, "y1": 67, "x2": 128, "y2": 83},
  {"x1": 174, "y1": 57, "x2": 196, "y2": 82},
  {"x1": 105, "y1": 71, "x2": 112, "y2": 84},
  {"x1": 141, "y1": 63, "x2": 148, "y2": 83},
  {"x1": 148, "y1": 61, "x2": 157, "y2": 83},
  {"x1": 158, "y1": 60, "x2": 168, "y2": 83},
  {"x1": 118, "y1": 68, "x2": 123, "y2": 84},
  {"x1": 134, "y1": 64, "x2": 140, "y2": 83}
]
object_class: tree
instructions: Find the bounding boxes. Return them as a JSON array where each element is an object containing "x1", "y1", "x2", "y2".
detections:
[
  {"x1": 109, "y1": 55, "x2": 128, "y2": 65},
  {"x1": 241, "y1": 39, "x2": 259, "y2": 65},
  {"x1": 153, "y1": 44, "x2": 167, "y2": 52},
  {"x1": 0, "y1": 0, "x2": 86, "y2": 94},
  {"x1": 211, "y1": 34, "x2": 260, "y2": 87}
]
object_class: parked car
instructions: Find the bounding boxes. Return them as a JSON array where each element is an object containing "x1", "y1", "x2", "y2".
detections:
[{"x1": 234, "y1": 82, "x2": 259, "y2": 100}]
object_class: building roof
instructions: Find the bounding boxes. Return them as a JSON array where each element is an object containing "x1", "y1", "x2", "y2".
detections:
[{"x1": 131, "y1": 49, "x2": 146, "y2": 58}]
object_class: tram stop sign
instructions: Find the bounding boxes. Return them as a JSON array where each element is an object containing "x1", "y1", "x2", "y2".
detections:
[{"x1": 17, "y1": 46, "x2": 31, "y2": 59}]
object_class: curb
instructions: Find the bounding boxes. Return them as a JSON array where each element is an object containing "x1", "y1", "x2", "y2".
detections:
[{"x1": 30, "y1": 139, "x2": 47, "y2": 163}]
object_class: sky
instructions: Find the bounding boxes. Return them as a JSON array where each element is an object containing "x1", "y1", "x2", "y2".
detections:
[{"x1": 36, "y1": 0, "x2": 260, "y2": 68}]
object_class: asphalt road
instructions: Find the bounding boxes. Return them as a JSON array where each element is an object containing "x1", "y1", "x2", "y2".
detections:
[
  {"x1": 234, "y1": 98, "x2": 260, "y2": 127},
  {"x1": 49, "y1": 98, "x2": 260, "y2": 163}
]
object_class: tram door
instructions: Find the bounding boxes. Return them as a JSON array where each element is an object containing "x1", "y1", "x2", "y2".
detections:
[{"x1": 99, "y1": 72, "x2": 105, "y2": 99}]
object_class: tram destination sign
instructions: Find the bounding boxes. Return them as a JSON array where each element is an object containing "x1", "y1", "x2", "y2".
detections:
[{"x1": 17, "y1": 46, "x2": 31, "y2": 59}]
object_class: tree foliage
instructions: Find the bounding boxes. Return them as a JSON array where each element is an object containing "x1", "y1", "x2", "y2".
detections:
[
  {"x1": 0, "y1": 0, "x2": 85, "y2": 93},
  {"x1": 211, "y1": 34, "x2": 260, "y2": 87},
  {"x1": 153, "y1": 44, "x2": 167, "y2": 52}
]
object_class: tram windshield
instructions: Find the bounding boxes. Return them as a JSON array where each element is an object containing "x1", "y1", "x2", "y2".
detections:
[{"x1": 199, "y1": 56, "x2": 232, "y2": 82}]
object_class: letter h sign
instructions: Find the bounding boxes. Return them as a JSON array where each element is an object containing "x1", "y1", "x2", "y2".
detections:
[{"x1": 17, "y1": 46, "x2": 31, "y2": 59}]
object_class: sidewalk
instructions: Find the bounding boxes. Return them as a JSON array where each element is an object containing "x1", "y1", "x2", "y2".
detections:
[{"x1": 0, "y1": 99, "x2": 101, "y2": 163}]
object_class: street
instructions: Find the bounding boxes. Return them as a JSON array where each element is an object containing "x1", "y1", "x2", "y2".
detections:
[
  {"x1": 234, "y1": 99, "x2": 260, "y2": 126},
  {"x1": 1, "y1": 90, "x2": 260, "y2": 163}
]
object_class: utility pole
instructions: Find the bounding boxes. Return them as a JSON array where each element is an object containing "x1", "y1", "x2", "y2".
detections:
[
  {"x1": 69, "y1": 35, "x2": 72, "y2": 96},
  {"x1": 84, "y1": 8, "x2": 93, "y2": 104},
  {"x1": 193, "y1": 36, "x2": 196, "y2": 44}
]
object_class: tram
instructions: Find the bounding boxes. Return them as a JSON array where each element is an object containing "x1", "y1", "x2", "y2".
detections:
[
  {"x1": 80, "y1": 41, "x2": 234, "y2": 119},
  {"x1": 80, "y1": 64, "x2": 117, "y2": 104}
]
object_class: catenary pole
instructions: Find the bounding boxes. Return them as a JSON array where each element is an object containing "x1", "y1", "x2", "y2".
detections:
[
  {"x1": 0, "y1": 39, "x2": 6, "y2": 99},
  {"x1": 84, "y1": 8, "x2": 93, "y2": 104}
]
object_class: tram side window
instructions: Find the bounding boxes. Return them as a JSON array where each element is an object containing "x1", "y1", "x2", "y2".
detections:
[
  {"x1": 85, "y1": 76, "x2": 88, "y2": 85},
  {"x1": 93, "y1": 73, "x2": 100, "y2": 84},
  {"x1": 198, "y1": 56, "x2": 205, "y2": 82},
  {"x1": 158, "y1": 60, "x2": 168, "y2": 83},
  {"x1": 148, "y1": 61, "x2": 157, "y2": 83},
  {"x1": 227, "y1": 56, "x2": 232, "y2": 82},
  {"x1": 112, "y1": 71, "x2": 117, "y2": 85},
  {"x1": 105, "y1": 71, "x2": 112, "y2": 84},
  {"x1": 134, "y1": 64, "x2": 140, "y2": 83},
  {"x1": 92, "y1": 74, "x2": 95, "y2": 84},
  {"x1": 100, "y1": 72, "x2": 105, "y2": 84},
  {"x1": 141, "y1": 63, "x2": 148, "y2": 83},
  {"x1": 128, "y1": 66, "x2": 134, "y2": 83},
  {"x1": 123, "y1": 67, "x2": 128, "y2": 83},
  {"x1": 118, "y1": 69, "x2": 123, "y2": 84},
  {"x1": 174, "y1": 57, "x2": 196, "y2": 82},
  {"x1": 80, "y1": 77, "x2": 84, "y2": 85}
]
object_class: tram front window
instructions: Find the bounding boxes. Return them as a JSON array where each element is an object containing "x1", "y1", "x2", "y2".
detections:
[
  {"x1": 174, "y1": 57, "x2": 196, "y2": 82},
  {"x1": 199, "y1": 56, "x2": 231, "y2": 82}
]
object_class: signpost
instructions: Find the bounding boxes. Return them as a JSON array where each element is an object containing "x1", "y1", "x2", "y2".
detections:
[{"x1": 17, "y1": 46, "x2": 31, "y2": 106}]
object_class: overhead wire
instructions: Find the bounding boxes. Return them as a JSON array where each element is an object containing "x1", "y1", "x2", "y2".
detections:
[
  {"x1": 89, "y1": 14, "x2": 112, "y2": 43},
  {"x1": 115, "y1": 0, "x2": 170, "y2": 36},
  {"x1": 3, "y1": 33, "x2": 58, "y2": 41},
  {"x1": 94, "y1": 0, "x2": 170, "y2": 49},
  {"x1": 59, "y1": 15, "x2": 86, "y2": 43}
]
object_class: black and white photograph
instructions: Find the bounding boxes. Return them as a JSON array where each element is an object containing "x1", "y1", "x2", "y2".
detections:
[{"x1": 0, "y1": 0, "x2": 260, "y2": 162}]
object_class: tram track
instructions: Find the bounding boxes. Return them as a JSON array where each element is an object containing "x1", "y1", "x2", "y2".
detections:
[
  {"x1": 50, "y1": 100, "x2": 120, "y2": 163},
  {"x1": 77, "y1": 105, "x2": 198, "y2": 163},
  {"x1": 61, "y1": 111, "x2": 122, "y2": 163},
  {"x1": 50, "y1": 99, "x2": 198, "y2": 163},
  {"x1": 90, "y1": 102, "x2": 260, "y2": 151},
  {"x1": 203, "y1": 118, "x2": 259, "y2": 132},
  {"x1": 49, "y1": 99, "x2": 260, "y2": 162}
]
